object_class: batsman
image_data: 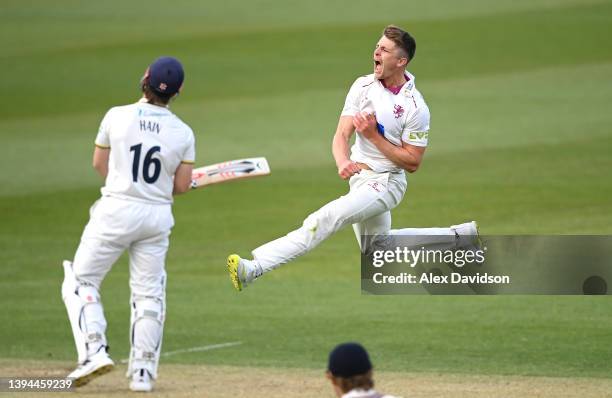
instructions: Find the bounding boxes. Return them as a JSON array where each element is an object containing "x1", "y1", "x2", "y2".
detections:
[
  {"x1": 61, "y1": 57, "x2": 195, "y2": 391},
  {"x1": 228, "y1": 25, "x2": 479, "y2": 290}
]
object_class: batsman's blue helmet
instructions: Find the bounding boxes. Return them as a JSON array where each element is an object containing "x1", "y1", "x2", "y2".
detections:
[{"x1": 144, "y1": 56, "x2": 184, "y2": 96}]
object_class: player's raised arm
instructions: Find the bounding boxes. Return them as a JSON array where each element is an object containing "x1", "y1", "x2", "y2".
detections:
[
  {"x1": 332, "y1": 116, "x2": 361, "y2": 180},
  {"x1": 352, "y1": 112, "x2": 425, "y2": 173}
]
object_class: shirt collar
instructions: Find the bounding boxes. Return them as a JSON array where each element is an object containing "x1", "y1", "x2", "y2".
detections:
[
  {"x1": 404, "y1": 71, "x2": 415, "y2": 86},
  {"x1": 138, "y1": 97, "x2": 170, "y2": 109},
  {"x1": 378, "y1": 71, "x2": 416, "y2": 96}
]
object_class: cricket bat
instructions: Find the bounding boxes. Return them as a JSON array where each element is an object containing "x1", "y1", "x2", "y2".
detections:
[{"x1": 191, "y1": 157, "x2": 270, "y2": 189}]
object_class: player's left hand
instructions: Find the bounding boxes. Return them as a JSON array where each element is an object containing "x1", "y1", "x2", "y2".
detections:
[{"x1": 353, "y1": 112, "x2": 379, "y2": 140}]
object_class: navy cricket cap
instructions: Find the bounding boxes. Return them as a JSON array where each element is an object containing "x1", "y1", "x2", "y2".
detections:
[
  {"x1": 328, "y1": 342, "x2": 372, "y2": 378},
  {"x1": 146, "y1": 56, "x2": 184, "y2": 96}
]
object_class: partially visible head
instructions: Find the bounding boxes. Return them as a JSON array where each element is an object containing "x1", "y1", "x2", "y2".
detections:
[
  {"x1": 140, "y1": 56, "x2": 185, "y2": 106},
  {"x1": 373, "y1": 25, "x2": 416, "y2": 80},
  {"x1": 326, "y1": 342, "x2": 374, "y2": 397}
]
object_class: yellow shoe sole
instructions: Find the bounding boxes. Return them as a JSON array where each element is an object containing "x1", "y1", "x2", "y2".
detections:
[
  {"x1": 227, "y1": 254, "x2": 243, "y2": 292},
  {"x1": 73, "y1": 363, "x2": 114, "y2": 387}
]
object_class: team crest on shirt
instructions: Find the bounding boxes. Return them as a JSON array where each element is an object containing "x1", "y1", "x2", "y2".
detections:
[
  {"x1": 393, "y1": 104, "x2": 404, "y2": 119},
  {"x1": 368, "y1": 181, "x2": 382, "y2": 192}
]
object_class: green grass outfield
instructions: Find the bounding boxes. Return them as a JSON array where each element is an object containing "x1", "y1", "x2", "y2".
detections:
[{"x1": 1, "y1": 0, "x2": 612, "y2": 383}]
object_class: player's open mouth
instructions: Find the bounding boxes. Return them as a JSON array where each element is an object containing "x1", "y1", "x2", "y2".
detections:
[{"x1": 374, "y1": 60, "x2": 382, "y2": 73}]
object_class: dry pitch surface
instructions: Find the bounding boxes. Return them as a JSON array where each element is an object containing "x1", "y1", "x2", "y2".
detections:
[{"x1": 1, "y1": 360, "x2": 611, "y2": 397}]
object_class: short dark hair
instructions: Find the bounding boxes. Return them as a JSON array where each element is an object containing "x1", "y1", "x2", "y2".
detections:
[{"x1": 383, "y1": 25, "x2": 416, "y2": 62}]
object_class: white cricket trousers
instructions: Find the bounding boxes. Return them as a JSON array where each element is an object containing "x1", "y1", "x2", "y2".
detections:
[
  {"x1": 70, "y1": 196, "x2": 172, "y2": 377},
  {"x1": 252, "y1": 169, "x2": 457, "y2": 271},
  {"x1": 73, "y1": 196, "x2": 173, "y2": 296}
]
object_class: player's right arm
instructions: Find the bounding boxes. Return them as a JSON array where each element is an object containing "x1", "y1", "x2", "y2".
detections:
[
  {"x1": 173, "y1": 162, "x2": 193, "y2": 195},
  {"x1": 174, "y1": 128, "x2": 196, "y2": 195},
  {"x1": 334, "y1": 76, "x2": 371, "y2": 180},
  {"x1": 332, "y1": 116, "x2": 361, "y2": 180}
]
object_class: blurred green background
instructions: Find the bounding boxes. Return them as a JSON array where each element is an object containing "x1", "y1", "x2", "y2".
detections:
[{"x1": 1, "y1": 0, "x2": 611, "y2": 378}]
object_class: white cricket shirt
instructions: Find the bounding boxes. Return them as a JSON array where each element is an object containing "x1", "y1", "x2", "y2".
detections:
[
  {"x1": 341, "y1": 71, "x2": 430, "y2": 173},
  {"x1": 95, "y1": 99, "x2": 196, "y2": 204}
]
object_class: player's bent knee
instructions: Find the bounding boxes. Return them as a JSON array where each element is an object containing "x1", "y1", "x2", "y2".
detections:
[{"x1": 303, "y1": 211, "x2": 333, "y2": 246}]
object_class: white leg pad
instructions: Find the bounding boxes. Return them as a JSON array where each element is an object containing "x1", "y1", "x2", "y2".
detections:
[
  {"x1": 127, "y1": 295, "x2": 165, "y2": 379},
  {"x1": 61, "y1": 260, "x2": 108, "y2": 364}
]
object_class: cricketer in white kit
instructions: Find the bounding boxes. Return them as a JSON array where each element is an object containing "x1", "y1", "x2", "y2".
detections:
[
  {"x1": 61, "y1": 57, "x2": 195, "y2": 392},
  {"x1": 227, "y1": 25, "x2": 479, "y2": 291}
]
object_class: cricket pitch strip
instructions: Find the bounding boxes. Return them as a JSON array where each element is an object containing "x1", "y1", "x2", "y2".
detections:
[{"x1": 1, "y1": 359, "x2": 610, "y2": 397}]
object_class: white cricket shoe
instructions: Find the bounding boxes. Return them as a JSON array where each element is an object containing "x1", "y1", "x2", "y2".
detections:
[
  {"x1": 451, "y1": 221, "x2": 482, "y2": 250},
  {"x1": 226, "y1": 254, "x2": 261, "y2": 291},
  {"x1": 129, "y1": 369, "x2": 153, "y2": 392},
  {"x1": 67, "y1": 350, "x2": 114, "y2": 387}
]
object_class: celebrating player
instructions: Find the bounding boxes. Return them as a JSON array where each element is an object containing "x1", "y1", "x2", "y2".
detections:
[
  {"x1": 227, "y1": 25, "x2": 479, "y2": 290},
  {"x1": 61, "y1": 57, "x2": 195, "y2": 391}
]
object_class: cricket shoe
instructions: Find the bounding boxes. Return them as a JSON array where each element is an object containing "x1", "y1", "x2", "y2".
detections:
[
  {"x1": 451, "y1": 221, "x2": 483, "y2": 251},
  {"x1": 227, "y1": 254, "x2": 261, "y2": 291},
  {"x1": 129, "y1": 369, "x2": 153, "y2": 392},
  {"x1": 67, "y1": 349, "x2": 114, "y2": 387}
]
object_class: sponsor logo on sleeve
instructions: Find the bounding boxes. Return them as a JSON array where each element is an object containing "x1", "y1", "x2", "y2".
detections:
[{"x1": 409, "y1": 132, "x2": 428, "y2": 141}]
